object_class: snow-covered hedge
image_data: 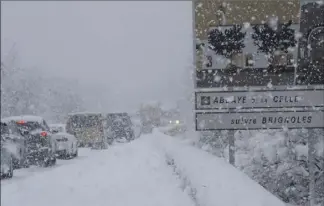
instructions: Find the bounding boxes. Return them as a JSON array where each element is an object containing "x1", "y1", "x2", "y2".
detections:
[{"x1": 197, "y1": 129, "x2": 324, "y2": 205}]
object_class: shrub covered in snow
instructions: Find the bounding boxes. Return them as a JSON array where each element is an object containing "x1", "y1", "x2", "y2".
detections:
[{"x1": 197, "y1": 129, "x2": 324, "y2": 205}]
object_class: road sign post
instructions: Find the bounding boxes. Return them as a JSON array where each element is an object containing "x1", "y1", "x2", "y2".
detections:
[
  {"x1": 228, "y1": 130, "x2": 235, "y2": 165},
  {"x1": 308, "y1": 129, "x2": 317, "y2": 206}
]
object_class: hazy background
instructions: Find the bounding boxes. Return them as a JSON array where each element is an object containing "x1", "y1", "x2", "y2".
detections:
[{"x1": 1, "y1": 1, "x2": 193, "y2": 113}]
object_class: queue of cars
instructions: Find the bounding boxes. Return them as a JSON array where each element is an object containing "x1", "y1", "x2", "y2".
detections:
[
  {"x1": 1, "y1": 112, "x2": 137, "y2": 179},
  {"x1": 66, "y1": 112, "x2": 136, "y2": 149},
  {"x1": 0, "y1": 115, "x2": 78, "y2": 179}
]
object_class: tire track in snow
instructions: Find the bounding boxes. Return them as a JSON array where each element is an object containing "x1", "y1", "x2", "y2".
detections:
[{"x1": 164, "y1": 153, "x2": 202, "y2": 206}]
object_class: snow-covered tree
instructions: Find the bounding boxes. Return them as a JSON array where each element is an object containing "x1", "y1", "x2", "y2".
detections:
[
  {"x1": 252, "y1": 20, "x2": 297, "y2": 68},
  {"x1": 208, "y1": 25, "x2": 246, "y2": 61}
]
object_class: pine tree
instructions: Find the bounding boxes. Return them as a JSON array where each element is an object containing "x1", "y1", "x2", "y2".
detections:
[
  {"x1": 208, "y1": 25, "x2": 246, "y2": 59},
  {"x1": 252, "y1": 20, "x2": 297, "y2": 55},
  {"x1": 208, "y1": 28, "x2": 226, "y2": 56}
]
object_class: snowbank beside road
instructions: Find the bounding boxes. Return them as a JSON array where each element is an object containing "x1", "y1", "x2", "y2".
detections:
[{"x1": 153, "y1": 130, "x2": 286, "y2": 206}]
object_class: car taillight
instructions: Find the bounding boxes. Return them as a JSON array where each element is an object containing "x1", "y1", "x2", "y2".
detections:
[
  {"x1": 16, "y1": 120, "x2": 26, "y2": 124},
  {"x1": 40, "y1": 131, "x2": 47, "y2": 137}
]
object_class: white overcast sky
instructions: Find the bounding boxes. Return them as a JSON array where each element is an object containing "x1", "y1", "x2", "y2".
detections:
[{"x1": 1, "y1": 1, "x2": 193, "y2": 112}]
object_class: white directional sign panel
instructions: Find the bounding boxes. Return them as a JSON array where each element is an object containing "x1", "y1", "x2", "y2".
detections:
[
  {"x1": 195, "y1": 89, "x2": 324, "y2": 110},
  {"x1": 196, "y1": 110, "x2": 324, "y2": 130}
]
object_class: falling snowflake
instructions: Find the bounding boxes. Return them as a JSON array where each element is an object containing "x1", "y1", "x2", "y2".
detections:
[
  {"x1": 198, "y1": 120, "x2": 206, "y2": 129},
  {"x1": 214, "y1": 75, "x2": 221, "y2": 82},
  {"x1": 288, "y1": 47, "x2": 295, "y2": 52},
  {"x1": 268, "y1": 16, "x2": 278, "y2": 30},
  {"x1": 225, "y1": 96, "x2": 234, "y2": 102},
  {"x1": 243, "y1": 22, "x2": 251, "y2": 29},
  {"x1": 196, "y1": 3, "x2": 203, "y2": 8},
  {"x1": 296, "y1": 96, "x2": 303, "y2": 101},
  {"x1": 295, "y1": 31, "x2": 303, "y2": 40}
]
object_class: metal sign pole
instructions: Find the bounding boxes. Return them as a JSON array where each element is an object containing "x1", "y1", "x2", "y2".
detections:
[
  {"x1": 308, "y1": 129, "x2": 317, "y2": 206},
  {"x1": 322, "y1": 129, "x2": 324, "y2": 206},
  {"x1": 228, "y1": 129, "x2": 235, "y2": 166}
]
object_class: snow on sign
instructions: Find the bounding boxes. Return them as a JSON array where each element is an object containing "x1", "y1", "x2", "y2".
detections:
[
  {"x1": 196, "y1": 110, "x2": 324, "y2": 130},
  {"x1": 195, "y1": 89, "x2": 324, "y2": 110}
]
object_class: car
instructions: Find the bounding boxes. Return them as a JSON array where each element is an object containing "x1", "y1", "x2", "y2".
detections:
[
  {"x1": 50, "y1": 123, "x2": 77, "y2": 157},
  {"x1": 51, "y1": 129, "x2": 78, "y2": 159},
  {"x1": 66, "y1": 112, "x2": 105, "y2": 148},
  {"x1": 2, "y1": 116, "x2": 57, "y2": 167},
  {"x1": 104, "y1": 113, "x2": 135, "y2": 144},
  {"x1": 1, "y1": 123, "x2": 14, "y2": 179},
  {"x1": 0, "y1": 121, "x2": 28, "y2": 169}
]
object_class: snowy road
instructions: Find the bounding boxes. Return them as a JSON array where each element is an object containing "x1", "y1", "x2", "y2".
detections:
[
  {"x1": 1, "y1": 132, "x2": 286, "y2": 206},
  {"x1": 1, "y1": 137, "x2": 194, "y2": 206}
]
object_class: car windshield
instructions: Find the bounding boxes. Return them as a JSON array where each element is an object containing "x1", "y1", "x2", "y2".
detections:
[
  {"x1": 107, "y1": 114, "x2": 132, "y2": 131},
  {"x1": 57, "y1": 127, "x2": 65, "y2": 132},
  {"x1": 70, "y1": 115, "x2": 101, "y2": 128},
  {"x1": 51, "y1": 126, "x2": 64, "y2": 133},
  {"x1": 15, "y1": 121, "x2": 42, "y2": 132}
]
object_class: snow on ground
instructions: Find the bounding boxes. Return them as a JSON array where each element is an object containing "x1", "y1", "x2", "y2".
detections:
[
  {"x1": 2, "y1": 131, "x2": 286, "y2": 206},
  {"x1": 152, "y1": 130, "x2": 286, "y2": 206},
  {"x1": 1, "y1": 148, "x2": 93, "y2": 184},
  {"x1": 1, "y1": 137, "x2": 194, "y2": 206}
]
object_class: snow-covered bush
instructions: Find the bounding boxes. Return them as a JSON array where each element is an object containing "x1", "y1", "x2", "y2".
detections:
[{"x1": 197, "y1": 129, "x2": 324, "y2": 205}]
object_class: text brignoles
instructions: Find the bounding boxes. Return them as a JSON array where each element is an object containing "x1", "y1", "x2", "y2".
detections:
[{"x1": 262, "y1": 115, "x2": 312, "y2": 124}]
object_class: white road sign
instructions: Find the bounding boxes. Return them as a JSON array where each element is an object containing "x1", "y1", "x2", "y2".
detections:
[
  {"x1": 196, "y1": 110, "x2": 324, "y2": 130},
  {"x1": 196, "y1": 89, "x2": 324, "y2": 110}
]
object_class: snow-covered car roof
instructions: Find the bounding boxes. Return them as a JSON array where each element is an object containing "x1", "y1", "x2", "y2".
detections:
[
  {"x1": 49, "y1": 123, "x2": 66, "y2": 128},
  {"x1": 51, "y1": 132, "x2": 75, "y2": 140},
  {"x1": 68, "y1": 112, "x2": 103, "y2": 116},
  {"x1": 49, "y1": 124, "x2": 66, "y2": 133},
  {"x1": 1, "y1": 115, "x2": 44, "y2": 124}
]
